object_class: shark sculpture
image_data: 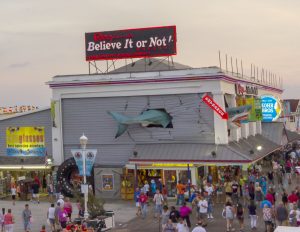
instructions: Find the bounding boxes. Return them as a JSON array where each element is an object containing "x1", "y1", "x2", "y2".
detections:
[
  {"x1": 108, "y1": 109, "x2": 173, "y2": 138},
  {"x1": 226, "y1": 105, "x2": 252, "y2": 129}
]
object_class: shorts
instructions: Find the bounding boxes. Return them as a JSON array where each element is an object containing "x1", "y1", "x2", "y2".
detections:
[
  {"x1": 199, "y1": 212, "x2": 207, "y2": 219},
  {"x1": 12, "y1": 195, "x2": 16, "y2": 200},
  {"x1": 155, "y1": 204, "x2": 162, "y2": 213},
  {"x1": 24, "y1": 221, "x2": 31, "y2": 230},
  {"x1": 135, "y1": 202, "x2": 140, "y2": 207},
  {"x1": 49, "y1": 218, "x2": 55, "y2": 225}
]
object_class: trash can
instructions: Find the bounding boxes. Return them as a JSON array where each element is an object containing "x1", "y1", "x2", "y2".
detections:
[{"x1": 104, "y1": 211, "x2": 115, "y2": 228}]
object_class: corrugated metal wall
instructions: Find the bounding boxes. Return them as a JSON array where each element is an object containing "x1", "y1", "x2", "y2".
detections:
[
  {"x1": 62, "y1": 94, "x2": 214, "y2": 166},
  {"x1": 0, "y1": 109, "x2": 52, "y2": 156}
]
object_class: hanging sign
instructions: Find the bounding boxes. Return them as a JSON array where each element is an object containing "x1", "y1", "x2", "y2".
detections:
[
  {"x1": 202, "y1": 94, "x2": 228, "y2": 120},
  {"x1": 6, "y1": 127, "x2": 45, "y2": 156},
  {"x1": 85, "y1": 26, "x2": 177, "y2": 61},
  {"x1": 71, "y1": 149, "x2": 97, "y2": 176},
  {"x1": 235, "y1": 83, "x2": 258, "y2": 96},
  {"x1": 261, "y1": 95, "x2": 282, "y2": 122}
]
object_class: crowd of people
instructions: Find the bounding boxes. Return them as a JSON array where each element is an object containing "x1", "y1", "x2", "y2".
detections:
[{"x1": 133, "y1": 147, "x2": 300, "y2": 232}]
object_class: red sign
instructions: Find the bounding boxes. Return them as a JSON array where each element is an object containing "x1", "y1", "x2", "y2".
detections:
[
  {"x1": 202, "y1": 94, "x2": 228, "y2": 120},
  {"x1": 85, "y1": 26, "x2": 177, "y2": 61}
]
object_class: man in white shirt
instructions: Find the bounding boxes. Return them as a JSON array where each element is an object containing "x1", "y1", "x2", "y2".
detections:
[
  {"x1": 204, "y1": 183, "x2": 214, "y2": 197},
  {"x1": 198, "y1": 196, "x2": 208, "y2": 226},
  {"x1": 47, "y1": 203, "x2": 56, "y2": 231},
  {"x1": 192, "y1": 220, "x2": 207, "y2": 232},
  {"x1": 57, "y1": 195, "x2": 65, "y2": 208}
]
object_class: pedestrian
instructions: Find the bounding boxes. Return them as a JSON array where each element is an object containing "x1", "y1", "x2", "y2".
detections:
[
  {"x1": 265, "y1": 190, "x2": 275, "y2": 206},
  {"x1": 162, "y1": 185, "x2": 168, "y2": 205},
  {"x1": 139, "y1": 191, "x2": 148, "y2": 219},
  {"x1": 63, "y1": 198, "x2": 72, "y2": 220},
  {"x1": 57, "y1": 195, "x2": 65, "y2": 208},
  {"x1": 47, "y1": 203, "x2": 56, "y2": 232},
  {"x1": 134, "y1": 187, "x2": 141, "y2": 216},
  {"x1": 248, "y1": 200, "x2": 257, "y2": 230},
  {"x1": 163, "y1": 219, "x2": 176, "y2": 232},
  {"x1": 31, "y1": 181, "x2": 40, "y2": 204},
  {"x1": 206, "y1": 193, "x2": 214, "y2": 219},
  {"x1": 198, "y1": 196, "x2": 208, "y2": 226},
  {"x1": 262, "y1": 204, "x2": 274, "y2": 232},
  {"x1": 260, "y1": 177, "x2": 267, "y2": 196},
  {"x1": 150, "y1": 179, "x2": 157, "y2": 196},
  {"x1": 169, "y1": 206, "x2": 180, "y2": 223},
  {"x1": 58, "y1": 205, "x2": 68, "y2": 229},
  {"x1": 16, "y1": 185, "x2": 20, "y2": 200},
  {"x1": 236, "y1": 203, "x2": 244, "y2": 232},
  {"x1": 176, "y1": 181, "x2": 186, "y2": 206},
  {"x1": 161, "y1": 205, "x2": 170, "y2": 229},
  {"x1": 3, "y1": 209, "x2": 14, "y2": 232},
  {"x1": 0, "y1": 209, "x2": 4, "y2": 232},
  {"x1": 22, "y1": 204, "x2": 32, "y2": 232},
  {"x1": 231, "y1": 180, "x2": 239, "y2": 204},
  {"x1": 143, "y1": 181, "x2": 150, "y2": 196},
  {"x1": 288, "y1": 191, "x2": 298, "y2": 211},
  {"x1": 248, "y1": 182, "x2": 255, "y2": 201},
  {"x1": 191, "y1": 220, "x2": 207, "y2": 232},
  {"x1": 282, "y1": 189, "x2": 288, "y2": 206},
  {"x1": 179, "y1": 202, "x2": 192, "y2": 228},
  {"x1": 54, "y1": 202, "x2": 61, "y2": 231},
  {"x1": 40, "y1": 225, "x2": 46, "y2": 232},
  {"x1": 224, "y1": 180, "x2": 233, "y2": 203},
  {"x1": 255, "y1": 182, "x2": 263, "y2": 205},
  {"x1": 76, "y1": 200, "x2": 84, "y2": 218},
  {"x1": 157, "y1": 179, "x2": 163, "y2": 193},
  {"x1": 268, "y1": 170, "x2": 274, "y2": 186},
  {"x1": 10, "y1": 186, "x2": 16, "y2": 206},
  {"x1": 176, "y1": 217, "x2": 189, "y2": 232},
  {"x1": 288, "y1": 204, "x2": 297, "y2": 226},
  {"x1": 223, "y1": 201, "x2": 235, "y2": 232},
  {"x1": 153, "y1": 189, "x2": 164, "y2": 218}
]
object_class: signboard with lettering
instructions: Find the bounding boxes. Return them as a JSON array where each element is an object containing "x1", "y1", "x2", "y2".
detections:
[
  {"x1": 261, "y1": 95, "x2": 282, "y2": 122},
  {"x1": 246, "y1": 98, "x2": 263, "y2": 121},
  {"x1": 202, "y1": 94, "x2": 228, "y2": 120},
  {"x1": 85, "y1": 26, "x2": 177, "y2": 61},
  {"x1": 6, "y1": 127, "x2": 45, "y2": 156},
  {"x1": 235, "y1": 83, "x2": 258, "y2": 96}
]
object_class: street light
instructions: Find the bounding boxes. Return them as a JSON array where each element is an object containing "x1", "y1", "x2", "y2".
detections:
[{"x1": 80, "y1": 134, "x2": 89, "y2": 219}]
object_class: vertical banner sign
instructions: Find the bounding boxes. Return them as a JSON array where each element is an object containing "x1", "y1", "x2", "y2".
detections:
[
  {"x1": 202, "y1": 94, "x2": 228, "y2": 120},
  {"x1": 6, "y1": 127, "x2": 45, "y2": 156},
  {"x1": 85, "y1": 26, "x2": 177, "y2": 61},
  {"x1": 245, "y1": 98, "x2": 263, "y2": 121},
  {"x1": 71, "y1": 149, "x2": 97, "y2": 177}
]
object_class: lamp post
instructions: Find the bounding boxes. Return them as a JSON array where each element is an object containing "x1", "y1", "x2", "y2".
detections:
[{"x1": 80, "y1": 134, "x2": 89, "y2": 219}]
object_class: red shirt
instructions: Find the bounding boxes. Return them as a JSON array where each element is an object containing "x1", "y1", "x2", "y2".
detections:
[
  {"x1": 139, "y1": 195, "x2": 148, "y2": 203},
  {"x1": 265, "y1": 193, "x2": 275, "y2": 205},
  {"x1": 288, "y1": 194, "x2": 298, "y2": 204}
]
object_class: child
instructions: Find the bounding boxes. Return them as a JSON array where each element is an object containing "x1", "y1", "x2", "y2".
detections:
[
  {"x1": 176, "y1": 217, "x2": 188, "y2": 232},
  {"x1": 40, "y1": 224, "x2": 46, "y2": 232}
]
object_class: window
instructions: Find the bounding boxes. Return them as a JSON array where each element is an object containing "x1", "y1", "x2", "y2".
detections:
[{"x1": 290, "y1": 116, "x2": 295, "y2": 122}]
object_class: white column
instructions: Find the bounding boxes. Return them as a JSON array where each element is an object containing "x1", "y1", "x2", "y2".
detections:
[
  {"x1": 241, "y1": 123, "x2": 249, "y2": 138},
  {"x1": 256, "y1": 121, "x2": 262, "y2": 134},
  {"x1": 191, "y1": 167, "x2": 197, "y2": 185},
  {"x1": 51, "y1": 98, "x2": 64, "y2": 166},
  {"x1": 249, "y1": 122, "x2": 257, "y2": 136},
  {"x1": 227, "y1": 94, "x2": 240, "y2": 142},
  {"x1": 213, "y1": 92, "x2": 228, "y2": 144}
]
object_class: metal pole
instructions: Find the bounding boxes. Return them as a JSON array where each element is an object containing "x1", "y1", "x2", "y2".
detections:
[
  {"x1": 134, "y1": 164, "x2": 137, "y2": 190},
  {"x1": 83, "y1": 147, "x2": 89, "y2": 219}
]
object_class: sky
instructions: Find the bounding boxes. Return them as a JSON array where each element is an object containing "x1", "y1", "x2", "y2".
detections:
[{"x1": 0, "y1": 0, "x2": 299, "y2": 107}]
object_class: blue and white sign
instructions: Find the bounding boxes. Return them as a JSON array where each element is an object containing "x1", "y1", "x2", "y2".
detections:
[
  {"x1": 71, "y1": 149, "x2": 97, "y2": 176},
  {"x1": 261, "y1": 95, "x2": 282, "y2": 122}
]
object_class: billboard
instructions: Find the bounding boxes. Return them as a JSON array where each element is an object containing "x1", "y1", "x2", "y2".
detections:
[
  {"x1": 261, "y1": 95, "x2": 282, "y2": 122},
  {"x1": 246, "y1": 98, "x2": 263, "y2": 121},
  {"x1": 6, "y1": 127, "x2": 45, "y2": 156},
  {"x1": 85, "y1": 26, "x2": 177, "y2": 61}
]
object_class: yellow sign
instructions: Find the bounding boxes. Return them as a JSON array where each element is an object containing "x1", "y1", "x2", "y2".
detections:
[
  {"x1": 151, "y1": 163, "x2": 194, "y2": 167},
  {"x1": 6, "y1": 127, "x2": 45, "y2": 156}
]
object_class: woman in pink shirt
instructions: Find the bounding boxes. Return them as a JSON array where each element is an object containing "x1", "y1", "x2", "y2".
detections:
[
  {"x1": 64, "y1": 197, "x2": 73, "y2": 220},
  {"x1": 3, "y1": 209, "x2": 14, "y2": 232},
  {"x1": 179, "y1": 202, "x2": 192, "y2": 228}
]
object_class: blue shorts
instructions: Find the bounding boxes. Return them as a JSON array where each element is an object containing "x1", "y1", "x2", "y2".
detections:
[{"x1": 24, "y1": 221, "x2": 31, "y2": 230}]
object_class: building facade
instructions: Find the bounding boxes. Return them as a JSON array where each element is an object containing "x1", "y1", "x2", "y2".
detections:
[{"x1": 47, "y1": 59, "x2": 287, "y2": 198}]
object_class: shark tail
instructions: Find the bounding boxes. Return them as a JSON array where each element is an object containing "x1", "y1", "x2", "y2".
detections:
[{"x1": 107, "y1": 111, "x2": 130, "y2": 138}]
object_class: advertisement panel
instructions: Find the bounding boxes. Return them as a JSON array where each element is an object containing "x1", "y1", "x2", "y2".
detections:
[
  {"x1": 102, "y1": 174, "x2": 114, "y2": 191},
  {"x1": 85, "y1": 26, "x2": 177, "y2": 61},
  {"x1": 261, "y1": 95, "x2": 282, "y2": 122},
  {"x1": 246, "y1": 98, "x2": 263, "y2": 121},
  {"x1": 6, "y1": 127, "x2": 45, "y2": 156}
]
